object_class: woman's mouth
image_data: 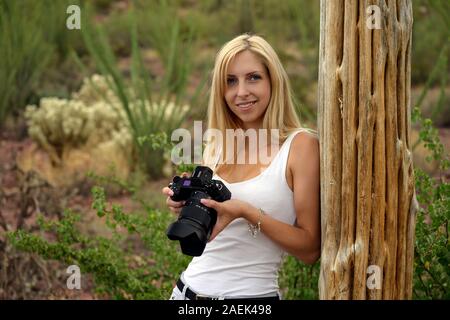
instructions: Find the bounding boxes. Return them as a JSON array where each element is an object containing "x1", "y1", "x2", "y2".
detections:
[{"x1": 236, "y1": 100, "x2": 257, "y2": 110}]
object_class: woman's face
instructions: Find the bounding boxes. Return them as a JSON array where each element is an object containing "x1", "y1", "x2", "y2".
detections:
[{"x1": 224, "y1": 50, "x2": 271, "y2": 130}]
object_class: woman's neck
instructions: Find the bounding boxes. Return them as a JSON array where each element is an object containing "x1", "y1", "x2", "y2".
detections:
[{"x1": 221, "y1": 130, "x2": 280, "y2": 166}]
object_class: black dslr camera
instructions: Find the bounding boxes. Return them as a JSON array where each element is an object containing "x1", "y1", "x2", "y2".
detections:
[{"x1": 166, "y1": 166, "x2": 231, "y2": 256}]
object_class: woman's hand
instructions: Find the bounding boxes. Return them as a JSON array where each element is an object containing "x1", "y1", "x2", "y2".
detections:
[
  {"x1": 200, "y1": 198, "x2": 252, "y2": 242},
  {"x1": 161, "y1": 172, "x2": 190, "y2": 215}
]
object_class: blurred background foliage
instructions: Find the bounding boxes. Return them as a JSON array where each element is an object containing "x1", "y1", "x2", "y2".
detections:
[{"x1": 0, "y1": 0, "x2": 448, "y2": 300}]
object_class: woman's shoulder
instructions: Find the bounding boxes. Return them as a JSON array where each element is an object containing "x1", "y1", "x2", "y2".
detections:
[
  {"x1": 289, "y1": 129, "x2": 319, "y2": 167},
  {"x1": 285, "y1": 128, "x2": 319, "y2": 189},
  {"x1": 291, "y1": 128, "x2": 319, "y2": 149}
]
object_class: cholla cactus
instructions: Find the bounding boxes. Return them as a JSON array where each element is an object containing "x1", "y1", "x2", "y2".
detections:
[
  {"x1": 25, "y1": 98, "x2": 92, "y2": 163},
  {"x1": 24, "y1": 74, "x2": 190, "y2": 179},
  {"x1": 73, "y1": 74, "x2": 120, "y2": 106},
  {"x1": 24, "y1": 75, "x2": 132, "y2": 164}
]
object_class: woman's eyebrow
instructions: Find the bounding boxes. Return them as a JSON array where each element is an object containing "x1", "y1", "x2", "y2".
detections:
[{"x1": 227, "y1": 71, "x2": 263, "y2": 77}]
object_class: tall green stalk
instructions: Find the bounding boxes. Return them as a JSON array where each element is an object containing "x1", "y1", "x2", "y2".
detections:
[
  {"x1": 79, "y1": 4, "x2": 199, "y2": 178},
  {"x1": 0, "y1": 0, "x2": 51, "y2": 127}
]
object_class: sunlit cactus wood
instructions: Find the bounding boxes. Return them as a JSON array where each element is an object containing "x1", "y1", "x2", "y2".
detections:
[{"x1": 318, "y1": 0, "x2": 419, "y2": 299}]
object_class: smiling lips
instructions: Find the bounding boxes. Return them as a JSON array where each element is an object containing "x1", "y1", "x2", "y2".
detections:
[{"x1": 236, "y1": 100, "x2": 257, "y2": 110}]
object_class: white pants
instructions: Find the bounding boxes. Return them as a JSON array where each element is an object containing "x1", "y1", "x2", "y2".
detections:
[
  {"x1": 169, "y1": 285, "x2": 190, "y2": 300},
  {"x1": 169, "y1": 275, "x2": 281, "y2": 300}
]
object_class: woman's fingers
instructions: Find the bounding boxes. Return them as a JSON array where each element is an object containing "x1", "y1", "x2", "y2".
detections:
[
  {"x1": 166, "y1": 196, "x2": 185, "y2": 208},
  {"x1": 162, "y1": 186, "x2": 174, "y2": 196},
  {"x1": 163, "y1": 173, "x2": 190, "y2": 215},
  {"x1": 169, "y1": 206, "x2": 182, "y2": 215},
  {"x1": 167, "y1": 197, "x2": 184, "y2": 216}
]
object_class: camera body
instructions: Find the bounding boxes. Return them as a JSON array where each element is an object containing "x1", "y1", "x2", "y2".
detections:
[{"x1": 166, "y1": 166, "x2": 231, "y2": 256}]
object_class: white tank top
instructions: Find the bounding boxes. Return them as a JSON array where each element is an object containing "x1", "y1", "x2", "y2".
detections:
[{"x1": 183, "y1": 129, "x2": 307, "y2": 297}]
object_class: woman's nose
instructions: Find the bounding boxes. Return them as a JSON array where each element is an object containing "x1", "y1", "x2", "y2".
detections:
[{"x1": 237, "y1": 82, "x2": 249, "y2": 97}]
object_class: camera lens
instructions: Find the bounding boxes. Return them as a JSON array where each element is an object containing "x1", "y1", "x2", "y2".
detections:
[{"x1": 166, "y1": 191, "x2": 217, "y2": 256}]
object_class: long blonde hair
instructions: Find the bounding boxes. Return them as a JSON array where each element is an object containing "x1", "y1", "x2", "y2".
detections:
[{"x1": 203, "y1": 34, "x2": 306, "y2": 171}]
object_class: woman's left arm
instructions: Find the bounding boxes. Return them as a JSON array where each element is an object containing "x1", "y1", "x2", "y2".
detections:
[
  {"x1": 243, "y1": 133, "x2": 321, "y2": 264},
  {"x1": 201, "y1": 133, "x2": 321, "y2": 264}
]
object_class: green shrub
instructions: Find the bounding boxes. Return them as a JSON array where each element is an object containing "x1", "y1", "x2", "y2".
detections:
[
  {"x1": 279, "y1": 256, "x2": 319, "y2": 300},
  {"x1": 410, "y1": 22, "x2": 449, "y2": 300},
  {"x1": 412, "y1": 106, "x2": 449, "y2": 300},
  {"x1": 8, "y1": 181, "x2": 191, "y2": 299}
]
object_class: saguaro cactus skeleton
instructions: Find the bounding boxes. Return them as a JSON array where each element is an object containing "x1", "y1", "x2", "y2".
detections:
[{"x1": 318, "y1": 0, "x2": 419, "y2": 299}]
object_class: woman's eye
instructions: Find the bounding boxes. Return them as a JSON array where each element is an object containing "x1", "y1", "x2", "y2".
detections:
[
  {"x1": 227, "y1": 78, "x2": 237, "y2": 85},
  {"x1": 249, "y1": 74, "x2": 261, "y2": 81}
]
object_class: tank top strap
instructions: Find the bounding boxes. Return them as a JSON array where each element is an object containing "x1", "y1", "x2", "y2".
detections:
[
  {"x1": 269, "y1": 128, "x2": 312, "y2": 181},
  {"x1": 211, "y1": 128, "x2": 315, "y2": 176}
]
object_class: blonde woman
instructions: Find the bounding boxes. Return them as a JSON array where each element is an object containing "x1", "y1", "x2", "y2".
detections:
[{"x1": 162, "y1": 34, "x2": 320, "y2": 300}]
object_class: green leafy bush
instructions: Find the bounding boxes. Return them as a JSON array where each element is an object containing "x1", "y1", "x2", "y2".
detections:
[
  {"x1": 279, "y1": 256, "x2": 319, "y2": 300},
  {"x1": 8, "y1": 182, "x2": 191, "y2": 299},
  {"x1": 412, "y1": 106, "x2": 449, "y2": 300}
]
